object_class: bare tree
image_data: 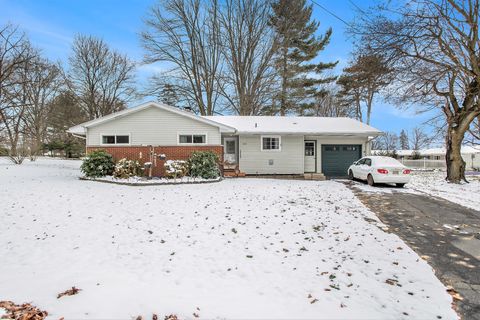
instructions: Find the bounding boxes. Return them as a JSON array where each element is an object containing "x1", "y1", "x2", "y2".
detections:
[
  {"x1": 352, "y1": 0, "x2": 480, "y2": 182},
  {"x1": 0, "y1": 24, "x2": 37, "y2": 163},
  {"x1": 68, "y1": 35, "x2": 136, "y2": 119},
  {"x1": 306, "y1": 89, "x2": 354, "y2": 117},
  {"x1": 21, "y1": 57, "x2": 64, "y2": 157},
  {"x1": 219, "y1": 0, "x2": 278, "y2": 115},
  {"x1": 141, "y1": 0, "x2": 223, "y2": 115},
  {"x1": 372, "y1": 131, "x2": 399, "y2": 157},
  {"x1": 410, "y1": 127, "x2": 431, "y2": 151}
]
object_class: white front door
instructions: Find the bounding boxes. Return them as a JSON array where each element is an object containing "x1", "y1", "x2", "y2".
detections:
[
  {"x1": 224, "y1": 137, "x2": 237, "y2": 164},
  {"x1": 304, "y1": 141, "x2": 316, "y2": 173}
]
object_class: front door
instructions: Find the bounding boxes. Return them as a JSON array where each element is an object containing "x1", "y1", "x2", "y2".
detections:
[
  {"x1": 304, "y1": 140, "x2": 316, "y2": 173},
  {"x1": 224, "y1": 137, "x2": 237, "y2": 164}
]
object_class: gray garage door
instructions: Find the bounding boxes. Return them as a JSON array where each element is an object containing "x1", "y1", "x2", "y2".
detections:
[{"x1": 321, "y1": 144, "x2": 362, "y2": 177}]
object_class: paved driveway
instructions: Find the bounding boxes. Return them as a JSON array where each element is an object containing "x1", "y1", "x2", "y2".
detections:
[{"x1": 346, "y1": 181, "x2": 480, "y2": 320}]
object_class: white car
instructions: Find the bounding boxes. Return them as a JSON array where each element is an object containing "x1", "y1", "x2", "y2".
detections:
[{"x1": 347, "y1": 156, "x2": 412, "y2": 187}]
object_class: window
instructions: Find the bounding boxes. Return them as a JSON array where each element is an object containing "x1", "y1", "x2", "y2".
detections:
[
  {"x1": 102, "y1": 135, "x2": 129, "y2": 145},
  {"x1": 102, "y1": 135, "x2": 115, "y2": 144},
  {"x1": 305, "y1": 142, "x2": 315, "y2": 156},
  {"x1": 325, "y1": 145, "x2": 339, "y2": 151},
  {"x1": 178, "y1": 134, "x2": 206, "y2": 144},
  {"x1": 225, "y1": 140, "x2": 236, "y2": 154},
  {"x1": 116, "y1": 135, "x2": 129, "y2": 144},
  {"x1": 356, "y1": 158, "x2": 366, "y2": 165},
  {"x1": 364, "y1": 158, "x2": 372, "y2": 166},
  {"x1": 261, "y1": 136, "x2": 280, "y2": 151}
]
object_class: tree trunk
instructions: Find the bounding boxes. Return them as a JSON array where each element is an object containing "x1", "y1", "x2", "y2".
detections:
[{"x1": 445, "y1": 124, "x2": 466, "y2": 183}]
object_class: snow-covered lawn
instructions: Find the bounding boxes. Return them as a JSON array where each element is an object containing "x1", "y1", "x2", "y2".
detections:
[
  {"x1": 407, "y1": 171, "x2": 480, "y2": 210},
  {"x1": 0, "y1": 158, "x2": 456, "y2": 319}
]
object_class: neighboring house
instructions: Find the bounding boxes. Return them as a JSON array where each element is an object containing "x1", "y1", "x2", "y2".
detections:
[
  {"x1": 68, "y1": 102, "x2": 382, "y2": 177},
  {"x1": 373, "y1": 146, "x2": 480, "y2": 170}
]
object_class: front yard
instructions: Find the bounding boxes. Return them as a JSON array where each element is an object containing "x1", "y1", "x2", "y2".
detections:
[{"x1": 0, "y1": 158, "x2": 457, "y2": 319}]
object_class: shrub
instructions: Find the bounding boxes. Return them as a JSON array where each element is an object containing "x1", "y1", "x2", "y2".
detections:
[
  {"x1": 164, "y1": 160, "x2": 188, "y2": 179},
  {"x1": 81, "y1": 150, "x2": 115, "y2": 177},
  {"x1": 113, "y1": 158, "x2": 144, "y2": 179},
  {"x1": 187, "y1": 151, "x2": 220, "y2": 179}
]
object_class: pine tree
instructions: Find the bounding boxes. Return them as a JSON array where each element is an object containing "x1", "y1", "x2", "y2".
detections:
[
  {"x1": 157, "y1": 83, "x2": 179, "y2": 107},
  {"x1": 399, "y1": 129, "x2": 409, "y2": 150},
  {"x1": 270, "y1": 0, "x2": 337, "y2": 115}
]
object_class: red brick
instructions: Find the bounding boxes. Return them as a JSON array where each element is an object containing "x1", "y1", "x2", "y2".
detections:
[{"x1": 86, "y1": 145, "x2": 223, "y2": 177}]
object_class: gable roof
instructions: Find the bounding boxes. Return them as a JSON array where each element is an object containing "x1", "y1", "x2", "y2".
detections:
[
  {"x1": 67, "y1": 101, "x2": 236, "y2": 135},
  {"x1": 203, "y1": 116, "x2": 382, "y2": 136}
]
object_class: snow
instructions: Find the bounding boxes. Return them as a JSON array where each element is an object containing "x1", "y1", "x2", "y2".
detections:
[
  {"x1": 0, "y1": 157, "x2": 456, "y2": 319},
  {"x1": 348, "y1": 170, "x2": 480, "y2": 210},
  {"x1": 204, "y1": 115, "x2": 381, "y2": 135},
  {"x1": 407, "y1": 170, "x2": 480, "y2": 210},
  {"x1": 87, "y1": 175, "x2": 221, "y2": 185},
  {"x1": 370, "y1": 156, "x2": 406, "y2": 166}
]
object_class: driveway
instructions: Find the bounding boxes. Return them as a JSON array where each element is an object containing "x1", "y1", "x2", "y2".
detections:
[{"x1": 347, "y1": 181, "x2": 480, "y2": 320}]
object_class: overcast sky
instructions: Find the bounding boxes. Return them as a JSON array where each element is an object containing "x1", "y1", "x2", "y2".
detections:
[{"x1": 0, "y1": 0, "x2": 440, "y2": 137}]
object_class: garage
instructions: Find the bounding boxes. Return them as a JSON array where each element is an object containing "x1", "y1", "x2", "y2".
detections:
[{"x1": 321, "y1": 144, "x2": 362, "y2": 177}]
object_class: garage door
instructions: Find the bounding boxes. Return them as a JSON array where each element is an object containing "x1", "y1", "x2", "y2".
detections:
[{"x1": 321, "y1": 145, "x2": 362, "y2": 177}]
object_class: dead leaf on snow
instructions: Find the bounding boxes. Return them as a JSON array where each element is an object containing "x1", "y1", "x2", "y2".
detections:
[
  {"x1": 0, "y1": 300, "x2": 48, "y2": 320},
  {"x1": 446, "y1": 286, "x2": 463, "y2": 301},
  {"x1": 57, "y1": 286, "x2": 81, "y2": 299}
]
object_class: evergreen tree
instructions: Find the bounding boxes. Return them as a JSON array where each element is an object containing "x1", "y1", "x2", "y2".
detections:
[
  {"x1": 336, "y1": 53, "x2": 392, "y2": 125},
  {"x1": 157, "y1": 83, "x2": 179, "y2": 107},
  {"x1": 270, "y1": 0, "x2": 337, "y2": 115},
  {"x1": 399, "y1": 129, "x2": 409, "y2": 150}
]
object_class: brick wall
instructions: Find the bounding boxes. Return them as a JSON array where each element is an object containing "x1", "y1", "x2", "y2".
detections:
[{"x1": 86, "y1": 145, "x2": 224, "y2": 177}]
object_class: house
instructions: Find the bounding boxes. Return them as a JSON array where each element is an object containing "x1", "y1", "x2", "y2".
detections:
[{"x1": 68, "y1": 102, "x2": 382, "y2": 178}]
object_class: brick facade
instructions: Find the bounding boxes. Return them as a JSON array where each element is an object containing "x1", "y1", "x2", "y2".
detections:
[{"x1": 86, "y1": 145, "x2": 224, "y2": 177}]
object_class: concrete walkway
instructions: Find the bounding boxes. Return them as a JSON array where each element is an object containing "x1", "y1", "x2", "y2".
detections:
[{"x1": 347, "y1": 181, "x2": 480, "y2": 320}]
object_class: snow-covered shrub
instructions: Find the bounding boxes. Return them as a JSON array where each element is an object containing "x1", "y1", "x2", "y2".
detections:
[
  {"x1": 113, "y1": 158, "x2": 144, "y2": 179},
  {"x1": 164, "y1": 160, "x2": 188, "y2": 179},
  {"x1": 187, "y1": 151, "x2": 220, "y2": 179},
  {"x1": 81, "y1": 150, "x2": 115, "y2": 177}
]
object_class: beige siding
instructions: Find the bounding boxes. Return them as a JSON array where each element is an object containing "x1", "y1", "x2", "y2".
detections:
[
  {"x1": 305, "y1": 136, "x2": 370, "y2": 174},
  {"x1": 87, "y1": 107, "x2": 222, "y2": 146},
  {"x1": 239, "y1": 135, "x2": 304, "y2": 174}
]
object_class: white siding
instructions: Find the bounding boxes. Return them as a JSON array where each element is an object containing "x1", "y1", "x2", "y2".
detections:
[
  {"x1": 305, "y1": 136, "x2": 370, "y2": 174},
  {"x1": 238, "y1": 135, "x2": 304, "y2": 174},
  {"x1": 87, "y1": 107, "x2": 222, "y2": 146}
]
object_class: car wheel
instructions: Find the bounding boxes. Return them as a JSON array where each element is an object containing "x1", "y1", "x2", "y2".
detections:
[
  {"x1": 367, "y1": 174, "x2": 375, "y2": 186},
  {"x1": 396, "y1": 183, "x2": 405, "y2": 188},
  {"x1": 348, "y1": 170, "x2": 354, "y2": 180}
]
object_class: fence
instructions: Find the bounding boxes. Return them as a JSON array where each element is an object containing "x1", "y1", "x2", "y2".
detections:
[{"x1": 401, "y1": 159, "x2": 446, "y2": 169}]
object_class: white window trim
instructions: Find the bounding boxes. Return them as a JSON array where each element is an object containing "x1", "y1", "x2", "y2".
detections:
[
  {"x1": 260, "y1": 135, "x2": 281, "y2": 152},
  {"x1": 177, "y1": 133, "x2": 208, "y2": 145},
  {"x1": 100, "y1": 133, "x2": 131, "y2": 146}
]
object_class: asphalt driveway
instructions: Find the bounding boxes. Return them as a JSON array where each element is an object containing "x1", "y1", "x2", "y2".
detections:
[{"x1": 346, "y1": 181, "x2": 480, "y2": 320}]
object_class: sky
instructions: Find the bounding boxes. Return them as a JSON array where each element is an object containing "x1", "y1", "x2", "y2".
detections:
[{"x1": 0, "y1": 0, "x2": 439, "y2": 136}]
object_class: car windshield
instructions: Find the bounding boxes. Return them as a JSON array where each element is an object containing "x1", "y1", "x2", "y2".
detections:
[{"x1": 373, "y1": 157, "x2": 403, "y2": 166}]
